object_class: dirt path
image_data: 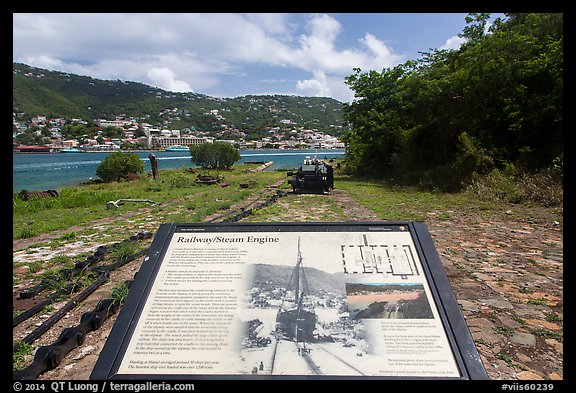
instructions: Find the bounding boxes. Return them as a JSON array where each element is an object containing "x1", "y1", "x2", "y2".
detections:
[{"x1": 13, "y1": 184, "x2": 563, "y2": 381}]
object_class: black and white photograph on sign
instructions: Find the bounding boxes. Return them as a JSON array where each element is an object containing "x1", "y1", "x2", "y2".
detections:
[
  {"x1": 115, "y1": 229, "x2": 462, "y2": 377},
  {"x1": 235, "y1": 237, "x2": 369, "y2": 375}
]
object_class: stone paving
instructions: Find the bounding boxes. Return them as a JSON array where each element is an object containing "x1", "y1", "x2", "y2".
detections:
[{"x1": 427, "y1": 213, "x2": 563, "y2": 380}]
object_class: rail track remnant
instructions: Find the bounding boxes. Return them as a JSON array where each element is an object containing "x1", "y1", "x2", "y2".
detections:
[{"x1": 18, "y1": 189, "x2": 59, "y2": 201}]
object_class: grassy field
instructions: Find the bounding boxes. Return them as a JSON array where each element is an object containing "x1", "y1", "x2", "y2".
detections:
[
  {"x1": 13, "y1": 164, "x2": 563, "y2": 241},
  {"x1": 334, "y1": 173, "x2": 563, "y2": 223},
  {"x1": 13, "y1": 164, "x2": 287, "y2": 240},
  {"x1": 335, "y1": 176, "x2": 495, "y2": 221}
]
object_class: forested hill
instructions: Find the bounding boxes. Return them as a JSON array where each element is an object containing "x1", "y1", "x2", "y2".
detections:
[{"x1": 12, "y1": 62, "x2": 346, "y2": 136}]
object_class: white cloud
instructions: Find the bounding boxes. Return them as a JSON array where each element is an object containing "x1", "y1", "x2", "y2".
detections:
[
  {"x1": 291, "y1": 15, "x2": 405, "y2": 75},
  {"x1": 243, "y1": 13, "x2": 295, "y2": 38},
  {"x1": 296, "y1": 70, "x2": 331, "y2": 97},
  {"x1": 16, "y1": 55, "x2": 66, "y2": 70},
  {"x1": 360, "y1": 33, "x2": 405, "y2": 68},
  {"x1": 13, "y1": 13, "x2": 408, "y2": 101},
  {"x1": 296, "y1": 70, "x2": 355, "y2": 102},
  {"x1": 147, "y1": 67, "x2": 192, "y2": 92},
  {"x1": 440, "y1": 35, "x2": 467, "y2": 50}
]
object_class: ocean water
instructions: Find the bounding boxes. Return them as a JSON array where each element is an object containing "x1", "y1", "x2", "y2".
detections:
[{"x1": 12, "y1": 149, "x2": 345, "y2": 193}]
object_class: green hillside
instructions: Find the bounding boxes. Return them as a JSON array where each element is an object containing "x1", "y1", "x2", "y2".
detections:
[{"x1": 13, "y1": 63, "x2": 347, "y2": 137}]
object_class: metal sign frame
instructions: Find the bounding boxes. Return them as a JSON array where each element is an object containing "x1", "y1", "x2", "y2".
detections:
[{"x1": 90, "y1": 221, "x2": 488, "y2": 380}]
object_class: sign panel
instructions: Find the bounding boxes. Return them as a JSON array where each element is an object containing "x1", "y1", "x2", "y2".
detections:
[{"x1": 91, "y1": 222, "x2": 488, "y2": 380}]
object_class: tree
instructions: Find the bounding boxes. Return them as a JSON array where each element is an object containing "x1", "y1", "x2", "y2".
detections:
[
  {"x1": 342, "y1": 66, "x2": 411, "y2": 177},
  {"x1": 459, "y1": 13, "x2": 491, "y2": 42},
  {"x1": 189, "y1": 142, "x2": 241, "y2": 170},
  {"x1": 95, "y1": 152, "x2": 145, "y2": 182},
  {"x1": 342, "y1": 13, "x2": 562, "y2": 189}
]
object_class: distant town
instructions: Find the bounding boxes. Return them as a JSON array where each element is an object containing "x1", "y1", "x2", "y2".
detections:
[{"x1": 12, "y1": 113, "x2": 345, "y2": 153}]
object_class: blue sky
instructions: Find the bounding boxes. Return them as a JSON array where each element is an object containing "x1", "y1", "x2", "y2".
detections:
[{"x1": 12, "y1": 13, "x2": 506, "y2": 102}]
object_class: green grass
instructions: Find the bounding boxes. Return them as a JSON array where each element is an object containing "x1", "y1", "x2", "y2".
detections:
[
  {"x1": 13, "y1": 166, "x2": 562, "y2": 240},
  {"x1": 13, "y1": 165, "x2": 284, "y2": 240},
  {"x1": 110, "y1": 282, "x2": 130, "y2": 305},
  {"x1": 335, "y1": 175, "x2": 499, "y2": 221},
  {"x1": 110, "y1": 241, "x2": 142, "y2": 262},
  {"x1": 13, "y1": 341, "x2": 34, "y2": 371}
]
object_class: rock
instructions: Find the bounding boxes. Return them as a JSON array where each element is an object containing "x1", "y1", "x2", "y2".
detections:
[
  {"x1": 480, "y1": 297, "x2": 514, "y2": 310},
  {"x1": 470, "y1": 329, "x2": 506, "y2": 345},
  {"x1": 516, "y1": 371, "x2": 544, "y2": 380},
  {"x1": 516, "y1": 353, "x2": 532, "y2": 363},
  {"x1": 13, "y1": 265, "x2": 31, "y2": 274},
  {"x1": 524, "y1": 319, "x2": 561, "y2": 330},
  {"x1": 510, "y1": 332, "x2": 536, "y2": 347},
  {"x1": 72, "y1": 345, "x2": 97, "y2": 360},
  {"x1": 544, "y1": 339, "x2": 563, "y2": 353},
  {"x1": 459, "y1": 300, "x2": 480, "y2": 312},
  {"x1": 497, "y1": 315, "x2": 523, "y2": 329}
]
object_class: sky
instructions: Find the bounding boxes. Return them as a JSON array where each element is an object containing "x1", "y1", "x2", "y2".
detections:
[{"x1": 12, "y1": 13, "x2": 505, "y2": 103}]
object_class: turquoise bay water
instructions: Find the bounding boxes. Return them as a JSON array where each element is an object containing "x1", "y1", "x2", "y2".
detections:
[{"x1": 12, "y1": 149, "x2": 345, "y2": 193}]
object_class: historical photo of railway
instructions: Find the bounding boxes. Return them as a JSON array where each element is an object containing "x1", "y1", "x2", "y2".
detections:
[
  {"x1": 231, "y1": 237, "x2": 381, "y2": 376},
  {"x1": 345, "y1": 282, "x2": 434, "y2": 319}
]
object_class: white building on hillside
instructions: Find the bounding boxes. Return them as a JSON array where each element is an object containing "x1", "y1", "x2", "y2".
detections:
[{"x1": 152, "y1": 136, "x2": 214, "y2": 149}]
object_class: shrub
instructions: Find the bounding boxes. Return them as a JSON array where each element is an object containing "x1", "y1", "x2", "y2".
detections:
[
  {"x1": 467, "y1": 168, "x2": 563, "y2": 206},
  {"x1": 189, "y1": 142, "x2": 241, "y2": 170},
  {"x1": 96, "y1": 152, "x2": 145, "y2": 182}
]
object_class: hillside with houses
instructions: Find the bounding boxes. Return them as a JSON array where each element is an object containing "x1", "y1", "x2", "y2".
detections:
[{"x1": 13, "y1": 63, "x2": 347, "y2": 152}]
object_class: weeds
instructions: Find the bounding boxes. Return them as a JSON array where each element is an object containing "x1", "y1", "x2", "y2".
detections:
[
  {"x1": 527, "y1": 298, "x2": 549, "y2": 306},
  {"x1": 495, "y1": 325, "x2": 515, "y2": 337},
  {"x1": 110, "y1": 282, "x2": 130, "y2": 305},
  {"x1": 17, "y1": 226, "x2": 36, "y2": 240},
  {"x1": 545, "y1": 312, "x2": 562, "y2": 322},
  {"x1": 467, "y1": 168, "x2": 563, "y2": 207},
  {"x1": 110, "y1": 241, "x2": 141, "y2": 262},
  {"x1": 497, "y1": 353, "x2": 513, "y2": 364},
  {"x1": 13, "y1": 341, "x2": 35, "y2": 371},
  {"x1": 532, "y1": 329, "x2": 563, "y2": 341}
]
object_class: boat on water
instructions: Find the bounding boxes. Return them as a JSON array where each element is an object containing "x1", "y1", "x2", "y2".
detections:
[
  {"x1": 164, "y1": 145, "x2": 190, "y2": 152},
  {"x1": 60, "y1": 147, "x2": 85, "y2": 153}
]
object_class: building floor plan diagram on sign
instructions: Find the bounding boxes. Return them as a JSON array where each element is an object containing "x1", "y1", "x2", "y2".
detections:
[{"x1": 341, "y1": 234, "x2": 420, "y2": 279}]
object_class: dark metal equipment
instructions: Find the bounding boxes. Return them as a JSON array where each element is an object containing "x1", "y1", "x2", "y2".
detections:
[{"x1": 287, "y1": 156, "x2": 334, "y2": 194}]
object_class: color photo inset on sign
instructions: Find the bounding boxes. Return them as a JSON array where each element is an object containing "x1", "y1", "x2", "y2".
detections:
[{"x1": 346, "y1": 283, "x2": 434, "y2": 319}]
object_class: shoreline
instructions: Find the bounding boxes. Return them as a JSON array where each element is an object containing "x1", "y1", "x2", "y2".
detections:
[
  {"x1": 13, "y1": 147, "x2": 346, "y2": 154},
  {"x1": 13, "y1": 149, "x2": 345, "y2": 193}
]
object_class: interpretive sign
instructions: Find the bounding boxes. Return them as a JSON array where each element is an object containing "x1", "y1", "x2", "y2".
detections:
[{"x1": 91, "y1": 221, "x2": 488, "y2": 380}]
